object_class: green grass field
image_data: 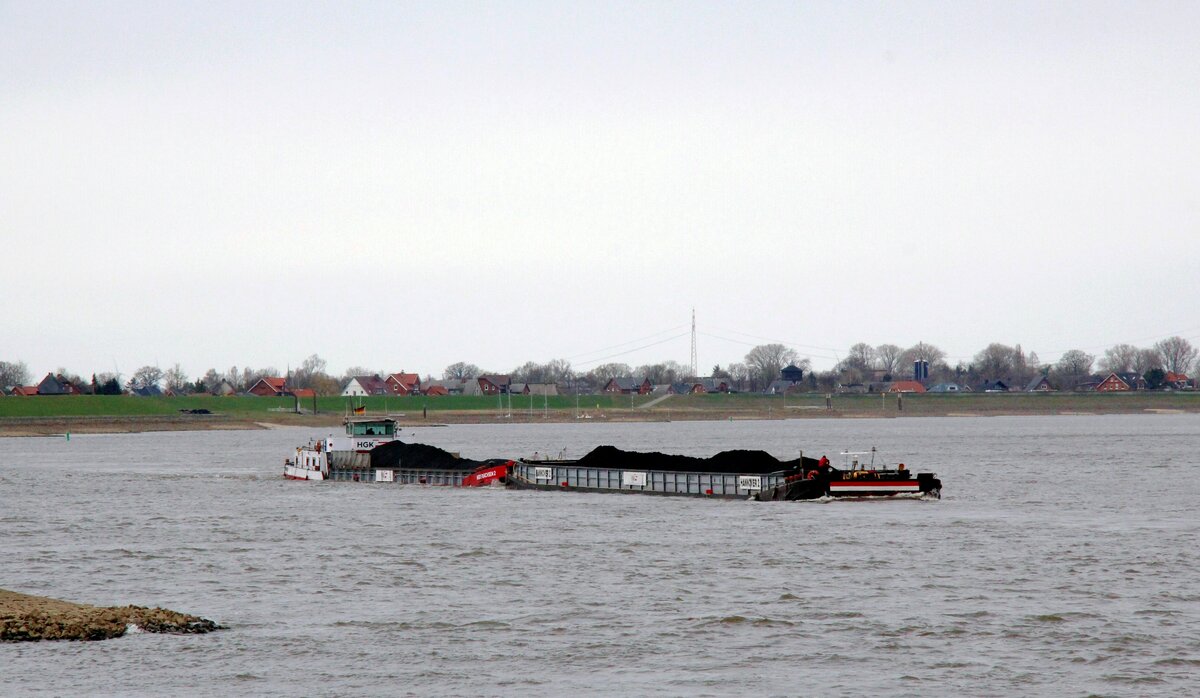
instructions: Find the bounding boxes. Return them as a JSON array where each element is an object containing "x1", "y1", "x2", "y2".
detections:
[{"x1": 1, "y1": 390, "x2": 1197, "y2": 419}]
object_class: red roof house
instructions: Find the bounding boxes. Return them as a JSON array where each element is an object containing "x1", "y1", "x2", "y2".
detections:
[
  {"x1": 386, "y1": 372, "x2": 421, "y2": 395},
  {"x1": 10, "y1": 385, "x2": 38, "y2": 396},
  {"x1": 248, "y1": 377, "x2": 287, "y2": 396},
  {"x1": 1095, "y1": 373, "x2": 1131, "y2": 392},
  {"x1": 1165, "y1": 372, "x2": 1193, "y2": 389},
  {"x1": 885, "y1": 381, "x2": 927, "y2": 393},
  {"x1": 478, "y1": 375, "x2": 512, "y2": 395}
]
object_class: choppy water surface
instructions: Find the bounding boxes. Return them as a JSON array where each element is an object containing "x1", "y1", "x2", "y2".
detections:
[{"x1": 2, "y1": 415, "x2": 1199, "y2": 696}]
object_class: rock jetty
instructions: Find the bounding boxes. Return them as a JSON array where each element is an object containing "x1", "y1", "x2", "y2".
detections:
[{"x1": 0, "y1": 589, "x2": 222, "y2": 642}]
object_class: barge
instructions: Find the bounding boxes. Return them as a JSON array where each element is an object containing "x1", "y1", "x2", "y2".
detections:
[
  {"x1": 286, "y1": 425, "x2": 941, "y2": 500},
  {"x1": 505, "y1": 448, "x2": 940, "y2": 500}
]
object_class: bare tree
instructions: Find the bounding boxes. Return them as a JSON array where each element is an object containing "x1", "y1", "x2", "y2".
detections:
[
  {"x1": 1010, "y1": 344, "x2": 1034, "y2": 385},
  {"x1": 339, "y1": 366, "x2": 378, "y2": 382},
  {"x1": 875, "y1": 344, "x2": 902, "y2": 377},
  {"x1": 727, "y1": 362, "x2": 750, "y2": 391},
  {"x1": 744, "y1": 344, "x2": 800, "y2": 390},
  {"x1": 544, "y1": 359, "x2": 574, "y2": 385},
  {"x1": 1133, "y1": 348, "x2": 1162, "y2": 374},
  {"x1": 636, "y1": 360, "x2": 690, "y2": 385},
  {"x1": 973, "y1": 343, "x2": 1017, "y2": 381},
  {"x1": 1154, "y1": 336, "x2": 1198, "y2": 374},
  {"x1": 443, "y1": 362, "x2": 481, "y2": 380},
  {"x1": 585, "y1": 363, "x2": 633, "y2": 386},
  {"x1": 904, "y1": 342, "x2": 946, "y2": 365},
  {"x1": 1099, "y1": 344, "x2": 1139, "y2": 373},
  {"x1": 845, "y1": 343, "x2": 877, "y2": 372},
  {"x1": 899, "y1": 342, "x2": 946, "y2": 380},
  {"x1": 0, "y1": 360, "x2": 31, "y2": 388},
  {"x1": 128, "y1": 365, "x2": 164, "y2": 390},
  {"x1": 163, "y1": 363, "x2": 189, "y2": 393},
  {"x1": 291, "y1": 354, "x2": 328, "y2": 388},
  {"x1": 197, "y1": 368, "x2": 220, "y2": 392},
  {"x1": 1052, "y1": 350, "x2": 1094, "y2": 390}
]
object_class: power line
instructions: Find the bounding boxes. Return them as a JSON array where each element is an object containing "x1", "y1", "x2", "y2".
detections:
[
  {"x1": 698, "y1": 331, "x2": 841, "y2": 362},
  {"x1": 706, "y1": 326, "x2": 842, "y2": 354},
  {"x1": 573, "y1": 332, "x2": 690, "y2": 368},
  {"x1": 565, "y1": 324, "x2": 689, "y2": 362}
]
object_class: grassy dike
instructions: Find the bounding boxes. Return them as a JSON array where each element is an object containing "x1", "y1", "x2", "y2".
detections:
[{"x1": 0, "y1": 391, "x2": 1197, "y2": 435}]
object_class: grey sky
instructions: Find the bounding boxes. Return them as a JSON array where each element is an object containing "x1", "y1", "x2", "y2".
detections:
[{"x1": 4, "y1": 1, "x2": 1198, "y2": 380}]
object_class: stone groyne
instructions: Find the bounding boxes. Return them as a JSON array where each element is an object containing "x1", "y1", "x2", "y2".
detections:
[{"x1": 0, "y1": 589, "x2": 222, "y2": 642}]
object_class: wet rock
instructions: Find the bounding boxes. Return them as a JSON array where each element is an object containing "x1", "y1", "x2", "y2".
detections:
[{"x1": 0, "y1": 589, "x2": 223, "y2": 643}]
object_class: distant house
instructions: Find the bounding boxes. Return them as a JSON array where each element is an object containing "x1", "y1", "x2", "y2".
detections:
[
  {"x1": 928, "y1": 383, "x2": 966, "y2": 393},
  {"x1": 1164, "y1": 372, "x2": 1193, "y2": 390},
  {"x1": 341, "y1": 375, "x2": 388, "y2": 396},
  {"x1": 1115, "y1": 372, "x2": 1146, "y2": 391},
  {"x1": 765, "y1": 380, "x2": 804, "y2": 395},
  {"x1": 213, "y1": 379, "x2": 237, "y2": 396},
  {"x1": 37, "y1": 373, "x2": 81, "y2": 395},
  {"x1": 885, "y1": 381, "x2": 927, "y2": 394},
  {"x1": 478, "y1": 375, "x2": 512, "y2": 395},
  {"x1": 287, "y1": 388, "x2": 316, "y2": 399},
  {"x1": 10, "y1": 385, "x2": 38, "y2": 396},
  {"x1": 423, "y1": 383, "x2": 449, "y2": 396},
  {"x1": 248, "y1": 377, "x2": 288, "y2": 397},
  {"x1": 132, "y1": 385, "x2": 163, "y2": 397},
  {"x1": 669, "y1": 381, "x2": 705, "y2": 395},
  {"x1": 603, "y1": 377, "x2": 652, "y2": 395},
  {"x1": 1095, "y1": 372, "x2": 1132, "y2": 392},
  {"x1": 780, "y1": 364, "x2": 804, "y2": 383},
  {"x1": 1024, "y1": 376, "x2": 1055, "y2": 392},
  {"x1": 385, "y1": 372, "x2": 421, "y2": 395},
  {"x1": 976, "y1": 380, "x2": 1011, "y2": 393},
  {"x1": 698, "y1": 378, "x2": 731, "y2": 393},
  {"x1": 515, "y1": 383, "x2": 558, "y2": 396}
]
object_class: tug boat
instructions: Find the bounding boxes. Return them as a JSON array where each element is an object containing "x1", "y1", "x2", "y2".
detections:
[
  {"x1": 284, "y1": 439, "x2": 331, "y2": 481},
  {"x1": 757, "y1": 449, "x2": 941, "y2": 501}
]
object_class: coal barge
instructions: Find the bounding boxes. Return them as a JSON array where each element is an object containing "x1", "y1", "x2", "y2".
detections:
[
  {"x1": 505, "y1": 446, "x2": 941, "y2": 500},
  {"x1": 287, "y1": 428, "x2": 941, "y2": 500}
]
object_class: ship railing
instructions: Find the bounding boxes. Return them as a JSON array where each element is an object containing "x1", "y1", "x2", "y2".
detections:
[{"x1": 510, "y1": 461, "x2": 789, "y2": 497}]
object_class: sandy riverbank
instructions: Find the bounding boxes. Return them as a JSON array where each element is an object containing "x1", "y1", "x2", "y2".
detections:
[{"x1": 0, "y1": 589, "x2": 221, "y2": 642}]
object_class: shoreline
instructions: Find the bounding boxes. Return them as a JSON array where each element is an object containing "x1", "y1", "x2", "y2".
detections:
[
  {"x1": 0, "y1": 588, "x2": 221, "y2": 642},
  {"x1": 1, "y1": 402, "x2": 1195, "y2": 437}
]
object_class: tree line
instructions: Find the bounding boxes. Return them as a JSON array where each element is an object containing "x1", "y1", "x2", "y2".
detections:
[{"x1": 2, "y1": 336, "x2": 1196, "y2": 396}]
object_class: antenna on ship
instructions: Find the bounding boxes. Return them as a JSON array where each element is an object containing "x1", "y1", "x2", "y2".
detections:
[{"x1": 690, "y1": 308, "x2": 698, "y2": 379}]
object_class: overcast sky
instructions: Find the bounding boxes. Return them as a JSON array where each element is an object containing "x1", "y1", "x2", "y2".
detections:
[{"x1": 4, "y1": 1, "x2": 1199, "y2": 381}]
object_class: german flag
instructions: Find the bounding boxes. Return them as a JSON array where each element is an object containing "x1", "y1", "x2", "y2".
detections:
[{"x1": 353, "y1": 405, "x2": 366, "y2": 415}]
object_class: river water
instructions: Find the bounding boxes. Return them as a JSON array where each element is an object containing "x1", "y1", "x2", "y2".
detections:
[{"x1": 2, "y1": 414, "x2": 1198, "y2": 696}]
